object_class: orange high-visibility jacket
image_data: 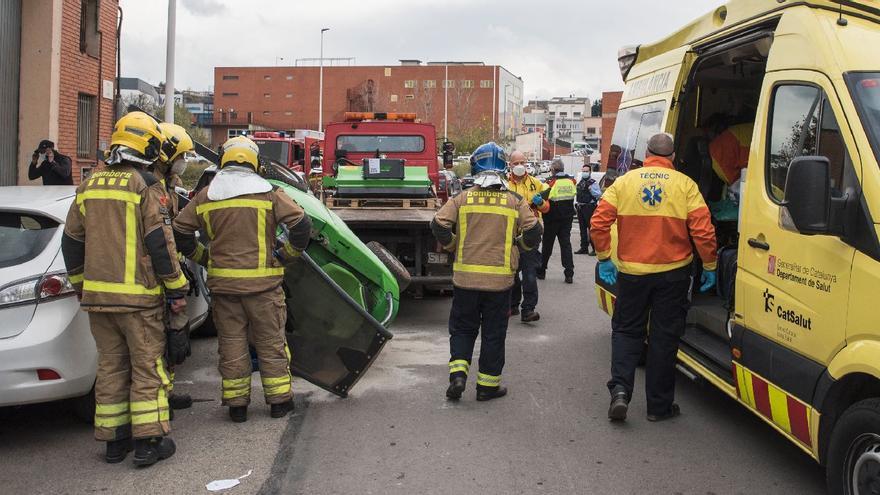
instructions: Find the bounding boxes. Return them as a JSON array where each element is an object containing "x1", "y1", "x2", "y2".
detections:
[
  {"x1": 590, "y1": 156, "x2": 717, "y2": 275},
  {"x1": 710, "y1": 123, "x2": 753, "y2": 185}
]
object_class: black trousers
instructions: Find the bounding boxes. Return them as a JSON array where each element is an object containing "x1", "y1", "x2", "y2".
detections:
[
  {"x1": 540, "y1": 216, "x2": 574, "y2": 278},
  {"x1": 511, "y1": 248, "x2": 540, "y2": 312},
  {"x1": 576, "y1": 203, "x2": 596, "y2": 251},
  {"x1": 607, "y1": 267, "x2": 691, "y2": 416},
  {"x1": 448, "y1": 287, "x2": 510, "y2": 385}
]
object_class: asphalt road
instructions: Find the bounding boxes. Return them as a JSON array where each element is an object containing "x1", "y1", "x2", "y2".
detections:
[{"x1": 0, "y1": 237, "x2": 827, "y2": 494}]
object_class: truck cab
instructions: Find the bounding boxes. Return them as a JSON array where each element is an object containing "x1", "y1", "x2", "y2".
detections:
[
  {"x1": 596, "y1": 2, "x2": 880, "y2": 492},
  {"x1": 251, "y1": 130, "x2": 324, "y2": 173}
]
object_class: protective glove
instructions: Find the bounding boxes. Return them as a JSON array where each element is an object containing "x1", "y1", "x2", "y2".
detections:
[
  {"x1": 700, "y1": 270, "x2": 717, "y2": 293},
  {"x1": 165, "y1": 328, "x2": 191, "y2": 366},
  {"x1": 598, "y1": 260, "x2": 618, "y2": 285},
  {"x1": 531, "y1": 193, "x2": 544, "y2": 207}
]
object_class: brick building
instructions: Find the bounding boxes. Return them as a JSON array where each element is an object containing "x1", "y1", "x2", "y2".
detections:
[
  {"x1": 600, "y1": 91, "x2": 623, "y2": 170},
  {"x1": 211, "y1": 61, "x2": 523, "y2": 148},
  {"x1": 1, "y1": 0, "x2": 118, "y2": 186}
]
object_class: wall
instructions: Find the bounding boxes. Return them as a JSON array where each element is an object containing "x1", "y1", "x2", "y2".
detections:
[{"x1": 600, "y1": 91, "x2": 623, "y2": 170}]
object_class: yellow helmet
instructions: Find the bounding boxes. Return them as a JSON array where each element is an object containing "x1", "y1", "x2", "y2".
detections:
[
  {"x1": 158, "y1": 122, "x2": 195, "y2": 163},
  {"x1": 108, "y1": 111, "x2": 164, "y2": 165},
  {"x1": 220, "y1": 136, "x2": 259, "y2": 170}
]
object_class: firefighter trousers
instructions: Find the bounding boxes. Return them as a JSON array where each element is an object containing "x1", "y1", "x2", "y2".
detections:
[
  {"x1": 607, "y1": 267, "x2": 691, "y2": 416},
  {"x1": 448, "y1": 287, "x2": 510, "y2": 389},
  {"x1": 213, "y1": 287, "x2": 292, "y2": 407},
  {"x1": 88, "y1": 306, "x2": 171, "y2": 441}
]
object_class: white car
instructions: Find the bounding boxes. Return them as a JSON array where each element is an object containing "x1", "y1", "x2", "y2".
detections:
[
  {"x1": 526, "y1": 163, "x2": 537, "y2": 176},
  {"x1": 0, "y1": 186, "x2": 210, "y2": 420},
  {"x1": 539, "y1": 161, "x2": 551, "y2": 174}
]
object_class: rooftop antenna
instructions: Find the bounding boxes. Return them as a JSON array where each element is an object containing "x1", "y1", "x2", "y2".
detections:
[{"x1": 836, "y1": 1, "x2": 848, "y2": 26}]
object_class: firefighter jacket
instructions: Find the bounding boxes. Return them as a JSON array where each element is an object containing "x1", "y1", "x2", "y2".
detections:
[
  {"x1": 151, "y1": 168, "x2": 183, "y2": 218},
  {"x1": 590, "y1": 156, "x2": 717, "y2": 275},
  {"x1": 431, "y1": 185, "x2": 542, "y2": 292},
  {"x1": 173, "y1": 181, "x2": 312, "y2": 296},
  {"x1": 506, "y1": 174, "x2": 550, "y2": 221},
  {"x1": 710, "y1": 123, "x2": 753, "y2": 185},
  {"x1": 61, "y1": 164, "x2": 189, "y2": 311},
  {"x1": 542, "y1": 174, "x2": 577, "y2": 221}
]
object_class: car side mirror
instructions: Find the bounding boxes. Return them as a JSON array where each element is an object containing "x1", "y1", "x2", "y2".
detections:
[{"x1": 780, "y1": 156, "x2": 831, "y2": 235}]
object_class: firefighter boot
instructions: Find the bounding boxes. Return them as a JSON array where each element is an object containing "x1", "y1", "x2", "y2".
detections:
[
  {"x1": 169, "y1": 392, "x2": 192, "y2": 410},
  {"x1": 446, "y1": 374, "x2": 467, "y2": 400},
  {"x1": 229, "y1": 406, "x2": 248, "y2": 423},
  {"x1": 132, "y1": 437, "x2": 176, "y2": 467},
  {"x1": 105, "y1": 439, "x2": 133, "y2": 464},
  {"x1": 476, "y1": 385, "x2": 508, "y2": 402},
  {"x1": 270, "y1": 400, "x2": 295, "y2": 419}
]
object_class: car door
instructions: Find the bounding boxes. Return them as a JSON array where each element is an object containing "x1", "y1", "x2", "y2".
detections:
[{"x1": 737, "y1": 70, "x2": 857, "y2": 398}]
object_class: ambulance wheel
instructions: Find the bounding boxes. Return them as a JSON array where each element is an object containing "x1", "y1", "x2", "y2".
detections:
[
  {"x1": 263, "y1": 162, "x2": 309, "y2": 193},
  {"x1": 826, "y1": 398, "x2": 880, "y2": 495},
  {"x1": 366, "y1": 241, "x2": 411, "y2": 291}
]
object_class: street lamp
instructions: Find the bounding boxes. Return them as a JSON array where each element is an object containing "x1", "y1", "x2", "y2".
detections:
[
  {"x1": 318, "y1": 27, "x2": 329, "y2": 131},
  {"x1": 164, "y1": 0, "x2": 177, "y2": 123}
]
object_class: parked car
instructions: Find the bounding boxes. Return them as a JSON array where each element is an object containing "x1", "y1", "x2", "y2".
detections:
[
  {"x1": 539, "y1": 161, "x2": 551, "y2": 174},
  {"x1": 0, "y1": 186, "x2": 210, "y2": 421},
  {"x1": 526, "y1": 163, "x2": 537, "y2": 176}
]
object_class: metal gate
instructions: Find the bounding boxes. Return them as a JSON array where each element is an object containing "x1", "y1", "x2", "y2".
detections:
[{"x1": 0, "y1": 0, "x2": 21, "y2": 186}]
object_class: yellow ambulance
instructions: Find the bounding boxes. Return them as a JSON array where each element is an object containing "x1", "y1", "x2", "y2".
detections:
[{"x1": 595, "y1": 1, "x2": 880, "y2": 493}]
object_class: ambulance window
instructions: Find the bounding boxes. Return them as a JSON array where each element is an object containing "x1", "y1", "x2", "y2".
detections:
[
  {"x1": 767, "y1": 85, "x2": 820, "y2": 202},
  {"x1": 816, "y1": 98, "x2": 848, "y2": 191},
  {"x1": 608, "y1": 101, "x2": 666, "y2": 172}
]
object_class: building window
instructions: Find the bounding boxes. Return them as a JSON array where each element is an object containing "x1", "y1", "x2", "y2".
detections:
[
  {"x1": 263, "y1": 111, "x2": 271, "y2": 116},
  {"x1": 76, "y1": 94, "x2": 97, "y2": 158},
  {"x1": 284, "y1": 111, "x2": 293, "y2": 116},
  {"x1": 222, "y1": 92, "x2": 239, "y2": 97},
  {"x1": 390, "y1": 94, "x2": 398, "y2": 102},
  {"x1": 228, "y1": 129, "x2": 246, "y2": 139},
  {"x1": 264, "y1": 93, "x2": 271, "y2": 98},
  {"x1": 423, "y1": 80, "x2": 436, "y2": 89},
  {"x1": 461, "y1": 80, "x2": 474, "y2": 89},
  {"x1": 560, "y1": 112, "x2": 568, "y2": 117},
  {"x1": 79, "y1": 0, "x2": 100, "y2": 57},
  {"x1": 222, "y1": 75, "x2": 239, "y2": 80},
  {"x1": 285, "y1": 93, "x2": 293, "y2": 98},
  {"x1": 264, "y1": 75, "x2": 271, "y2": 80},
  {"x1": 384, "y1": 68, "x2": 392, "y2": 77},
  {"x1": 443, "y1": 80, "x2": 455, "y2": 88},
  {"x1": 404, "y1": 80, "x2": 416, "y2": 89},
  {"x1": 405, "y1": 94, "x2": 415, "y2": 100},
  {"x1": 286, "y1": 75, "x2": 293, "y2": 80},
  {"x1": 573, "y1": 112, "x2": 582, "y2": 117},
  {"x1": 480, "y1": 80, "x2": 493, "y2": 88},
  {"x1": 587, "y1": 127, "x2": 596, "y2": 134}
]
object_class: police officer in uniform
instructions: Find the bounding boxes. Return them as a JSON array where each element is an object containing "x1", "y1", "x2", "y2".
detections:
[
  {"x1": 62, "y1": 111, "x2": 190, "y2": 466},
  {"x1": 432, "y1": 142, "x2": 542, "y2": 401},
  {"x1": 539, "y1": 159, "x2": 578, "y2": 283},
  {"x1": 174, "y1": 136, "x2": 311, "y2": 422},
  {"x1": 591, "y1": 133, "x2": 717, "y2": 422}
]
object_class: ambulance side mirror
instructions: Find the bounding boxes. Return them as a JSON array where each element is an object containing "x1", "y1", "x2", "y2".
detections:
[{"x1": 780, "y1": 156, "x2": 831, "y2": 235}]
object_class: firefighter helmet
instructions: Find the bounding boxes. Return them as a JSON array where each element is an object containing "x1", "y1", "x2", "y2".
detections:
[
  {"x1": 220, "y1": 136, "x2": 259, "y2": 170},
  {"x1": 107, "y1": 111, "x2": 164, "y2": 165},
  {"x1": 470, "y1": 142, "x2": 507, "y2": 175},
  {"x1": 158, "y1": 122, "x2": 195, "y2": 164}
]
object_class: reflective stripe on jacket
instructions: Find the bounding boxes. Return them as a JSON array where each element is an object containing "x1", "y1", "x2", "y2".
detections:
[
  {"x1": 173, "y1": 187, "x2": 311, "y2": 295},
  {"x1": 506, "y1": 174, "x2": 550, "y2": 219},
  {"x1": 590, "y1": 156, "x2": 717, "y2": 275},
  {"x1": 710, "y1": 123, "x2": 753, "y2": 185},
  {"x1": 61, "y1": 164, "x2": 189, "y2": 311},
  {"x1": 432, "y1": 185, "x2": 541, "y2": 291}
]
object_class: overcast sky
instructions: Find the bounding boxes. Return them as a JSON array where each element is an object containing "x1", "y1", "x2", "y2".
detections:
[{"x1": 119, "y1": 0, "x2": 721, "y2": 102}]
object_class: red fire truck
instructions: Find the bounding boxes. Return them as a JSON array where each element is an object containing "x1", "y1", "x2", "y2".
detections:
[{"x1": 249, "y1": 130, "x2": 324, "y2": 172}]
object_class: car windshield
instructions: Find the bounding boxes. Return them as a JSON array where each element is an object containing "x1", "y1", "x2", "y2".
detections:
[
  {"x1": 0, "y1": 212, "x2": 59, "y2": 269},
  {"x1": 256, "y1": 141, "x2": 290, "y2": 165},
  {"x1": 847, "y1": 72, "x2": 880, "y2": 167},
  {"x1": 337, "y1": 135, "x2": 425, "y2": 153}
]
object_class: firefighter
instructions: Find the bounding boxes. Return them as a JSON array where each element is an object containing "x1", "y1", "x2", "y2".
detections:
[
  {"x1": 154, "y1": 122, "x2": 198, "y2": 411},
  {"x1": 61, "y1": 111, "x2": 190, "y2": 466},
  {"x1": 506, "y1": 150, "x2": 549, "y2": 322},
  {"x1": 538, "y1": 159, "x2": 578, "y2": 283},
  {"x1": 432, "y1": 142, "x2": 542, "y2": 401},
  {"x1": 591, "y1": 133, "x2": 717, "y2": 422},
  {"x1": 173, "y1": 136, "x2": 312, "y2": 423}
]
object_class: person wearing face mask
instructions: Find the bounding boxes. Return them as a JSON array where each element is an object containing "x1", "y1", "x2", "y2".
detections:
[
  {"x1": 506, "y1": 151, "x2": 549, "y2": 322},
  {"x1": 154, "y1": 123, "x2": 198, "y2": 413},
  {"x1": 574, "y1": 165, "x2": 601, "y2": 256}
]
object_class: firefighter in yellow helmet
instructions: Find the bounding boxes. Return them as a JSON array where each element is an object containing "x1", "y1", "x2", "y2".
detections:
[
  {"x1": 61, "y1": 111, "x2": 189, "y2": 467},
  {"x1": 154, "y1": 122, "x2": 198, "y2": 411},
  {"x1": 173, "y1": 136, "x2": 312, "y2": 422}
]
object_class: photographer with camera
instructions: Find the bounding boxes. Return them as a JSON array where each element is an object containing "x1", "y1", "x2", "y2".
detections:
[{"x1": 28, "y1": 139, "x2": 73, "y2": 185}]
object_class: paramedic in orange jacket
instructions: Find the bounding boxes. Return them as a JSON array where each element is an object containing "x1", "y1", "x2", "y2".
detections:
[{"x1": 590, "y1": 133, "x2": 717, "y2": 423}]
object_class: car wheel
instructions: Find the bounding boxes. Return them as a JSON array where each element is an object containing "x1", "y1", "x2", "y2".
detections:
[
  {"x1": 263, "y1": 162, "x2": 310, "y2": 193},
  {"x1": 69, "y1": 385, "x2": 95, "y2": 424},
  {"x1": 826, "y1": 398, "x2": 880, "y2": 495},
  {"x1": 191, "y1": 309, "x2": 217, "y2": 337},
  {"x1": 366, "y1": 241, "x2": 412, "y2": 291}
]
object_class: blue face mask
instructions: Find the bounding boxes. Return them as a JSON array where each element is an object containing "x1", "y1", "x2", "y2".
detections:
[{"x1": 581, "y1": 172, "x2": 590, "y2": 179}]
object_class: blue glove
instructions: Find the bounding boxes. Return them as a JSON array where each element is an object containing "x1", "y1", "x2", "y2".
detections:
[
  {"x1": 531, "y1": 193, "x2": 544, "y2": 207},
  {"x1": 700, "y1": 270, "x2": 717, "y2": 293},
  {"x1": 598, "y1": 260, "x2": 618, "y2": 285}
]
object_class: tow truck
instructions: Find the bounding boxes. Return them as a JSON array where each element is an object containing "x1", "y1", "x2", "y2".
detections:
[
  {"x1": 318, "y1": 112, "x2": 459, "y2": 295},
  {"x1": 248, "y1": 129, "x2": 324, "y2": 173}
]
